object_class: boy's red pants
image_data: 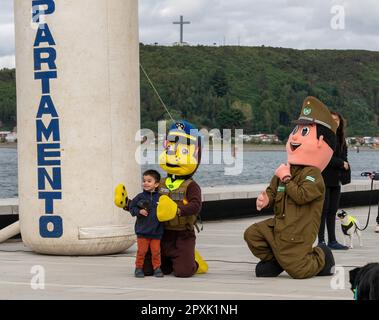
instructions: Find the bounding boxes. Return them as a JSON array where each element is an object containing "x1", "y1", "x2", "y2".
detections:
[{"x1": 136, "y1": 237, "x2": 161, "y2": 270}]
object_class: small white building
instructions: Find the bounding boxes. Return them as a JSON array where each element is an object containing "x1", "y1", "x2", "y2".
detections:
[
  {"x1": 363, "y1": 136, "x2": 374, "y2": 145},
  {"x1": 5, "y1": 132, "x2": 17, "y2": 142},
  {"x1": 249, "y1": 134, "x2": 280, "y2": 143},
  {"x1": 173, "y1": 41, "x2": 190, "y2": 46},
  {"x1": 0, "y1": 131, "x2": 11, "y2": 142}
]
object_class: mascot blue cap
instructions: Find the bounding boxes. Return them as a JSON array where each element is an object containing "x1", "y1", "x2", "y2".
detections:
[
  {"x1": 165, "y1": 120, "x2": 203, "y2": 177},
  {"x1": 167, "y1": 120, "x2": 203, "y2": 149}
]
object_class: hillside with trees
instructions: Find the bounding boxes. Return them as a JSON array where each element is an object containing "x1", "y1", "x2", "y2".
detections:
[
  {"x1": 1, "y1": 45, "x2": 379, "y2": 140},
  {"x1": 0, "y1": 68, "x2": 16, "y2": 131}
]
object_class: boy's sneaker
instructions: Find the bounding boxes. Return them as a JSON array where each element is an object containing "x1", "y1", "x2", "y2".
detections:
[
  {"x1": 135, "y1": 268, "x2": 145, "y2": 278},
  {"x1": 375, "y1": 224, "x2": 379, "y2": 233},
  {"x1": 153, "y1": 268, "x2": 164, "y2": 277}
]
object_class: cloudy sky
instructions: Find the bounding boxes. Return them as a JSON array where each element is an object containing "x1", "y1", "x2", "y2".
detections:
[{"x1": 1, "y1": 0, "x2": 379, "y2": 69}]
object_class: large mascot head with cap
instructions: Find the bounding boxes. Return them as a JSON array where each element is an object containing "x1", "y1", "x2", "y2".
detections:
[
  {"x1": 286, "y1": 96, "x2": 337, "y2": 172},
  {"x1": 159, "y1": 120, "x2": 202, "y2": 178}
]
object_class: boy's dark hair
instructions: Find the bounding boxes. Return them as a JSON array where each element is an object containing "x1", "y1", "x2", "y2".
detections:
[
  {"x1": 143, "y1": 170, "x2": 161, "y2": 183},
  {"x1": 316, "y1": 125, "x2": 336, "y2": 151}
]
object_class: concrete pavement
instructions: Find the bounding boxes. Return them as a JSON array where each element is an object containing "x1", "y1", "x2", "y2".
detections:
[{"x1": 0, "y1": 205, "x2": 378, "y2": 300}]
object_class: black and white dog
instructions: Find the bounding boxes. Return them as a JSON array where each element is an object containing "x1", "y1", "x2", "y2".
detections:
[
  {"x1": 336, "y1": 210, "x2": 363, "y2": 249},
  {"x1": 349, "y1": 263, "x2": 379, "y2": 300}
]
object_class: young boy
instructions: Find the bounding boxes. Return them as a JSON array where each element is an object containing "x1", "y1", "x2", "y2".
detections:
[{"x1": 129, "y1": 170, "x2": 164, "y2": 278}]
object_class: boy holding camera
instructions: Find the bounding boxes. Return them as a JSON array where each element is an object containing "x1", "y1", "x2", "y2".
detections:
[{"x1": 129, "y1": 170, "x2": 164, "y2": 277}]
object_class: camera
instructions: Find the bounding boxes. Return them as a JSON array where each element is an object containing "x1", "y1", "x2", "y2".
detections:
[{"x1": 137, "y1": 199, "x2": 151, "y2": 211}]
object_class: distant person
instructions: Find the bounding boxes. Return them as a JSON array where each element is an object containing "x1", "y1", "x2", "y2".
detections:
[
  {"x1": 232, "y1": 145, "x2": 237, "y2": 158},
  {"x1": 318, "y1": 111, "x2": 350, "y2": 250},
  {"x1": 129, "y1": 170, "x2": 164, "y2": 278},
  {"x1": 369, "y1": 172, "x2": 379, "y2": 233}
]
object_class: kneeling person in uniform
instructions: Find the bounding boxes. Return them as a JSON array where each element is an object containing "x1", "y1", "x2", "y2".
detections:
[{"x1": 244, "y1": 97, "x2": 338, "y2": 279}]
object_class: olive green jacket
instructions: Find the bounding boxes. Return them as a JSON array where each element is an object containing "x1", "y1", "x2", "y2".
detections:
[{"x1": 265, "y1": 165, "x2": 326, "y2": 278}]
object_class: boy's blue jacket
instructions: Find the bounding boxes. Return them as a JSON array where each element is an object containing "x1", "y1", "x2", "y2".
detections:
[{"x1": 129, "y1": 190, "x2": 164, "y2": 239}]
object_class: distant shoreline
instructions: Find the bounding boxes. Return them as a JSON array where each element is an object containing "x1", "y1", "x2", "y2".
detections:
[
  {"x1": 240, "y1": 144, "x2": 379, "y2": 152},
  {"x1": 241, "y1": 144, "x2": 285, "y2": 151},
  {"x1": 0, "y1": 142, "x2": 17, "y2": 149},
  {"x1": 0, "y1": 142, "x2": 376, "y2": 152}
]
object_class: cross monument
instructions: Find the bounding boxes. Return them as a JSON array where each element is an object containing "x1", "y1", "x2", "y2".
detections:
[{"x1": 173, "y1": 15, "x2": 191, "y2": 44}]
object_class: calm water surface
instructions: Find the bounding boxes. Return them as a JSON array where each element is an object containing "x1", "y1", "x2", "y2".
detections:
[{"x1": 0, "y1": 147, "x2": 377, "y2": 198}]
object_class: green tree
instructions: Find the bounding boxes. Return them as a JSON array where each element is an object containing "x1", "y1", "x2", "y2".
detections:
[
  {"x1": 216, "y1": 108, "x2": 246, "y2": 130},
  {"x1": 276, "y1": 125, "x2": 292, "y2": 143},
  {"x1": 210, "y1": 68, "x2": 229, "y2": 98}
]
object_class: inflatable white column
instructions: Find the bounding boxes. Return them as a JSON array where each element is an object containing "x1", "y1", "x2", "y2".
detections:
[{"x1": 14, "y1": 0, "x2": 140, "y2": 255}]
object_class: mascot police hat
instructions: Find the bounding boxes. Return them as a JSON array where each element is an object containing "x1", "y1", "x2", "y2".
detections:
[
  {"x1": 292, "y1": 96, "x2": 338, "y2": 134},
  {"x1": 167, "y1": 120, "x2": 202, "y2": 146}
]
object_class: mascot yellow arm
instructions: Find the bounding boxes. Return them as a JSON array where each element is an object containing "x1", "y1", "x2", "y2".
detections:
[
  {"x1": 157, "y1": 195, "x2": 178, "y2": 222},
  {"x1": 114, "y1": 183, "x2": 129, "y2": 209}
]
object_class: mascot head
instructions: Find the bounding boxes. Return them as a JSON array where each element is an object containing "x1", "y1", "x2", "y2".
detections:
[
  {"x1": 159, "y1": 120, "x2": 202, "y2": 179},
  {"x1": 286, "y1": 96, "x2": 337, "y2": 172}
]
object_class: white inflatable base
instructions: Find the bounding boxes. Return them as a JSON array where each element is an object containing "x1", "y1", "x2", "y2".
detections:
[
  {"x1": 23, "y1": 225, "x2": 136, "y2": 256},
  {"x1": 79, "y1": 225, "x2": 135, "y2": 240}
]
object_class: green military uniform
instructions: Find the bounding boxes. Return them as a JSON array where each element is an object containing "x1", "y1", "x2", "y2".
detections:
[
  {"x1": 244, "y1": 165, "x2": 326, "y2": 279},
  {"x1": 244, "y1": 96, "x2": 338, "y2": 279}
]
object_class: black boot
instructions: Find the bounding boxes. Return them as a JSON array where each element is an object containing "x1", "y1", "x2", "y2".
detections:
[
  {"x1": 255, "y1": 259, "x2": 284, "y2": 277},
  {"x1": 317, "y1": 243, "x2": 335, "y2": 276}
]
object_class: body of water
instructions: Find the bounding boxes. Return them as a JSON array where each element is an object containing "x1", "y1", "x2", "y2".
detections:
[
  {"x1": 1, "y1": 147, "x2": 378, "y2": 198},
  {"x1": 0, "y1": 148, "x2": 18, "y2": 198}
]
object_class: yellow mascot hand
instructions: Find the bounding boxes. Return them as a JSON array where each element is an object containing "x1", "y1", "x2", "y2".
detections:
[
  {"x1": 195, "y1": 250, "x2": 208, "y2": 274},
  {"x1": 157, "y1": 195, "x2": 178, "y2": 222},
  {"x1": 114, "y1": 183, "x2": 129, "y2": 209}
]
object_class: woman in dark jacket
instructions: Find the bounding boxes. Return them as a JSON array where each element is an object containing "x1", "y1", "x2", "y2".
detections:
[
  {"x1": 318, "y1": 111, "x2": 350, "y2": 249},
  {"x1": 370, "y1": 172, "x2": 379, "y2": 233}
]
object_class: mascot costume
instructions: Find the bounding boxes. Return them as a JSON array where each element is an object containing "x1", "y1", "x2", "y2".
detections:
[
  {"x1": 244, "y1": 97, "x2": 338, "y2": 279},
  {"x1": 115, "y1": 120, "x2": 208, "y2": 277}
]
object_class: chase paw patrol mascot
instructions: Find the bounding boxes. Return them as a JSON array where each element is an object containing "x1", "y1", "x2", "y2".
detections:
[
  {"x1": 244, "y1": 97, "x2": 338, "y2": 279},
  {"x1": 155, "y1": 120, "x2": 207, "y2": 277},
  {"x1": 115, "y1": 120, "x2": 207, "y2": 277}
]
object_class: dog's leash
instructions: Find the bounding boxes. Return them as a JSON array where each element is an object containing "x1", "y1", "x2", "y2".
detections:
[{"x1": 356, "y1": 173, "x2": 375, "y2": 231}]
